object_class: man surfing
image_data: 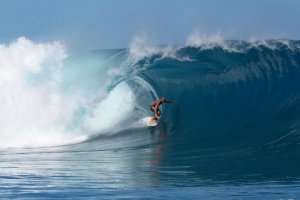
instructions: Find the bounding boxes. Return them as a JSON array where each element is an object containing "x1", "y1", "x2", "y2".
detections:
[{"x1": 150, "y1": 97, "x2": 175, "y2": 119}]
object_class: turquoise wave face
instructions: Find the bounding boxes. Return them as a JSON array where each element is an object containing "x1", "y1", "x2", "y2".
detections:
[
  {"x1": 59, "y1": 40, "x2": 300, "y2": 151},
  {"x1": 61, "y1": 41, "x2": 300, "y2": 183}
]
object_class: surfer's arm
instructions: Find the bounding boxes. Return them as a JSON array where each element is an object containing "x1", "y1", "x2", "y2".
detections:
[{"x1": 164, "y1": 99, "x2": 175, "y2": 104}]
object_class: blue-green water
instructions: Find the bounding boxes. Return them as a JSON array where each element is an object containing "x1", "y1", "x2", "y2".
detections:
[
  {"x1": 0, "y1": 39, "x2": 300, "y2": 199},
  {"x1": 1, "y1": 137, "x2": 299, "y2": 199}
]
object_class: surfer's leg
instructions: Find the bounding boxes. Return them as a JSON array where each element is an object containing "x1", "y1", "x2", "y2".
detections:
[
  {"x1": 156, "y1": 109, "x2": 161, "y2": 118},
  {"x1": 150, "y1": 106, "x2": 155, "y2": 114},
  {"x1": 150, "y1": 106, "x2": 154, "y2": 111}
]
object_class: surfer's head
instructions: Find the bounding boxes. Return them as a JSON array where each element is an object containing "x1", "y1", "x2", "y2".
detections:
[{"x1": 160, "y1": 97, "x2": 165, "y2": 102}]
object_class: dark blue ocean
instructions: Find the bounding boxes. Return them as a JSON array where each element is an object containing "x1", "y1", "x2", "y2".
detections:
[{"x1": 0, "y1": 38, "x2": 300, "y2": 199}]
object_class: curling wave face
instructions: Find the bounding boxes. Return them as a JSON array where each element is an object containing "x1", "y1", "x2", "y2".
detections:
[{"x1": 0, "y1": 37, "x2": 300, "y2": 154}]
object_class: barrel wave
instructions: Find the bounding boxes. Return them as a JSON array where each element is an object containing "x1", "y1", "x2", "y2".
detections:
[
  {"x1": 134, "y1": 40, "x2": 300, "y2": 180},
  {"x1": 62, "y1": 39, "x2": 300, "y2": 180},
  {"x1": 1, "y1": 38, "x2": 300, "y2": 180},
  {"x1": 99, "y1": 40, "x2": 300, "y2": 152}
]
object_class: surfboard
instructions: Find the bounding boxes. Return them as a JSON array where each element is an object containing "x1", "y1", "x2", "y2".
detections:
[{"x1": 147, "y1": 117, "x2": 159, "y2": 126}]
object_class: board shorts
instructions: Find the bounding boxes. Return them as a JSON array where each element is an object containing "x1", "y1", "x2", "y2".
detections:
[{"x1": 150, "y1": 106, "x2": 161, "y2": 115}]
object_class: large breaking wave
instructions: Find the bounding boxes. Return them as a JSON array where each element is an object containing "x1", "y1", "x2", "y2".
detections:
[{"x1": 1, "y1": 37, "x2": 300, "y2": 152}]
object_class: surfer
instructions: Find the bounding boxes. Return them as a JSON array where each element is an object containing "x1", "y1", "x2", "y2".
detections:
[{"x1": 150, "y1": 97, "x2": 175, "y2": 118}]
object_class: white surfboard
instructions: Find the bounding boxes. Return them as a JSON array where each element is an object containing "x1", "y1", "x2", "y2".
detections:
[{"x1": 147, "y1": 116, "x2": 160, "y2": 127}]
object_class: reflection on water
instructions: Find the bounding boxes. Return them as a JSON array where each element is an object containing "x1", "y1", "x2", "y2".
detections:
[
  {"x1": 149, "y1": 120, "x2": 168, "y2": 187},
  {"x1": 0, "y1": 126, "x2": 169, "y2": 196},
  {"x1": 0, "y1": 124, "x2": 299, "y2": 199}
]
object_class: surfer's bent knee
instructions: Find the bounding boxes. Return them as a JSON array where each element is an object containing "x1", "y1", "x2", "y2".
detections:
[{"x1": 150, "y1": 106, "x2": 155, "y2": 112}]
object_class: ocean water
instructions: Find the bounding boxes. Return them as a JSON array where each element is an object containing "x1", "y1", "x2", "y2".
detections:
[{"x1": 0, "y1": 37, "x2": 300, "y2": 199}]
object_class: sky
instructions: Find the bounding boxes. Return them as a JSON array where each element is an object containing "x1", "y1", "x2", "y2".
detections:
[{"x1": 0, "y1": 0, "x2": 299, "y2": 52}]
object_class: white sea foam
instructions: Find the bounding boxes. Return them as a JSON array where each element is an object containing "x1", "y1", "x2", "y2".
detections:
[
  {"x1": 127, "y1": 34, "x2": 193, "y2": 66},
  {"x1": 128, "y1": 35, "x2": 161, "y2": 63},
  {"x1": 185, "y1": 29, "x2": 244, "y2": 52},
  {"x1": 127, "y1": 31, "x2": 246, "y2": 65},
  {"x1": 0, "y1": 37, "x2": 146, "y2": 148},
  {"x1": 186, "y1": 30, "x2": 224, "y2": 48},
  {"x1": 83, "y1": 82, "x2": 136, "y2": 134},
  {"x1": 249, "y1": 38, "x2": 297, "y2": 50},
  {"x1": 0, "y1": 37, "x2": 90, "y2": 148}
]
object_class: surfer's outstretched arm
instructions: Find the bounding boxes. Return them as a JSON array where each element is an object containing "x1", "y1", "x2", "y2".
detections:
[{"x1": 163, "y1": 99, "x2": 175, "y2": 104}]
